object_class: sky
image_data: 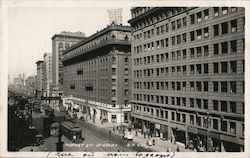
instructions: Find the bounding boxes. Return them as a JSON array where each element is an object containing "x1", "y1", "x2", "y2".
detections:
[{"x1": 7, "y1": 6, "x2": 131, "y2": 82}]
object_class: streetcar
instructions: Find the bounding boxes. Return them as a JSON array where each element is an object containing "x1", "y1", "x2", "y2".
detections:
[{"x1": 60, "y1": 121, "x2": 84, "y2": 143}]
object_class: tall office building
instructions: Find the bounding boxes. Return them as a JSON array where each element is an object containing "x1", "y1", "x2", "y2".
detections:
[
  {"x1": 43, "y1": 53, "x2": 52, "y2": 96},
  {"x1": 62, "y1": 22, "x2": 132, "y2": 124},
  {"x1": 51, "y1": 31, "x2": 86, "y2": 96},
  {"x1": 36, "y1": 60, "x2": 44, "y2": 97},
  {"x1": 129, "y1": 7, "x2": 245, "y2": 151}
]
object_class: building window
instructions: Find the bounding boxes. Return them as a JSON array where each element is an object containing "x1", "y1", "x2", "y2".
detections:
[
  {"x1": 230, "y1": 122, "x2": 236, "y2": 134},
  {"x1": 197, "y1": 12, "x2": 202, "y2": 22},
  {"x1": 190, "y1": 98, "x2": 194, "y2": 107},
  {"x1": 214, "y1": 7, "x2": 219, "y2": 17},
  {"x1": 182, "y1": 98, "x2": 186, "y2": 106},
  {"x1": 204, "y1": 27, "x2": 209, "y2": 38},
  {"x1": 171, "y1": 112, "x2": 175, "y2": 120},
  {"x1": 221, "y1": 42, "x2": 228, "y2": 54},
  {"x1": 222, "y1": 7, "x2": 228, "y2": 15},
  {"x1": 177, "y1": 113, "x2": 181, "y2": 121},
  {"x1": 213, "y1": 81, "x2": 218, "y2": 92},
  {"x1": 221, "y1": 62, "x2": 228, "y2": 73},
  {"x1": 214, "y1": 63, "x2": 219, "y2": 73},
  {"x1": 172, "y1": 36, "x2": 175, "y2": 45},
  {"x1": 221, "y1": 22, "x2": 228, "y2": 34},
  {"x1": 204, "y1": 64, "x2": 209, "y2": 74},
  {"x1": 214, "y1": 43, "x2": 219, "y2": 55},
  {"x1": 196, "y1": 99, "x2": 201, "y2": 109},
  {"x1": 214, "y1": 24, "x2": 219, "y2": 36},
  {"x1": 190, "y1": 115, "x2": 194, "y2": 125},
  {"x1": 197, "y1": 47, "x2": 202, "y2": 57},
  {"x1": 230, "y1": 40, "x2": 237, "y2": 53},
  {"x1": 230, "y1": 81, "x2": 236, "y2": 93},
  {"x1": 196, "y1": 29, "x2": 202, "y2": 40},
  {"x1": 172, "y1": 21, "x2": 176, "y2": 30},
  {"x1": 231, "y1": 19, "x2": 237, "y2": 32},
  {"x1": 190, "y1": 14, "x2": 195, "y2": 24},
  {"x1": 183, "y1": 17, "x2": 187, "y2": 26},
  {"x1": 203, "y1": 99, "x2": 208, "y2": 109},
  {"x1": 197, "y1": 64, "x2": 202, "y2": 74},
  {"x1": 204, "y1": 82, "x2": 208, "y2": 91},
  {"x1": 221, "y1": 120, "x2": 227, "y2": 132},
  {"x1": 177, "y1": 19, "x2": 181, "y2": 29},
  {"x1": 190, "y1": 48, "x2": 195, "y2": 58},
  {"x1": 230, "y1": 102, "x2": 236, "y2": 113},
  {"x1": 213, "y1": 119, "x2": 218, "y2": 130},
  {"x1": 204, "y1": 9, "x2": 209, "y2": 20},
  {"x1": 213, "y1": 100, "x2": 219, "y2": 111},
  {"x1": 231, "y1": 7, "x2": 237, "y2": 12},
  {"x1": 221, "y1": 101, "x2": 227, "y2": 112},
  {"x1": 177, "y1": 35, "x2": 181, "y2": 44},
  {"x1": 183, "y1": 49, "x2": 187, "y2": 59},
  {"x1": 221, "y1": 81, "x2": 228, "y2": 93},
  {"x1": 190, "y1": 82, "x2": 194, "y2": 91},
  {"x1": 230, "y1": 61, "x2": 237, "y2": 73},
  {"x1": 197, "y1": 116, "x2": 201, "y2": 126},
  {"x1": 190, "y1": 31, "x2": 195, "y2": 41}
]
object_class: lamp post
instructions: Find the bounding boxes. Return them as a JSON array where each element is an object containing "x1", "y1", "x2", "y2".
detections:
[{"x1": 206, "y1": 111, "x2": 212, "y2": 152}]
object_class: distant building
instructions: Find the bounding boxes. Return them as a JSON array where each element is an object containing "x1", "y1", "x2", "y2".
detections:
[
  {"x1": 26, "y1": 76, "x2": 36, "y2": 89},
  {"x1": 43, "y1": 53, "x2": 52, "y2": 96},
  {"x1": 13, "y1": 74, "x2": 24, "y2": 88},
  {"x1": 36, "y1": 61, "x2": 44, "y2": 97},
  {"x1": 129, "y1": 7, "x2": 244, "y2": 152},
  {"x1": 62, "y1": 22, "x2": 132, "y2": 124},
  {"x1": 51, "y1": 31, "x2": 86, "y2": 96}
]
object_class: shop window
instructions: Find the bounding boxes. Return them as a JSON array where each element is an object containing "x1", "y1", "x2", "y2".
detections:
[
  {"x1": 213, "y1": 100, "x2": 219, "y2": 111},
  {"x1": 221, "y1": 101, "x2": 227, "y2": 112},
  {"x1": 214, "y1": 24, "x2": 219, "y2": 36},
  {"x1": 204, "y1": 82, "x2": 208, "y2": 91},
  {"x1": 221, "y1": 121, "x2": 227, "y2": 132},
  {"x1": 221, "y1": 22, "x2": 228, "y2": 34}
]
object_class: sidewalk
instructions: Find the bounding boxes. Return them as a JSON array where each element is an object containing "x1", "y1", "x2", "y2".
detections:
[{"x1": 83, "y1": 118, "x2": 193, "y2": 152}]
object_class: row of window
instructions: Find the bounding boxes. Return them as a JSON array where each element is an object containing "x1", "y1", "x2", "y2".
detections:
[
  {"x1": 133, "y1": 60, "x2": 244, "y2": 78},
  {"x1": 132, "y1": 103, "x2": 243, "y2": 135},
  {"x1": 133, "y1": 80, "x2": 244, "y2": 94},
  {"x1": 133, "y1": 95, "x2": 244, "y2": 114},
  {"x1": 133, "y1": 39, "x2": 244, "y2": 67}
]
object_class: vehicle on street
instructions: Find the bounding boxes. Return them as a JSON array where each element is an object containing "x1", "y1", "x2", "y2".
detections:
[
  {"x1": 60, "y1": 121, "x2": 84, "y2": 143},
  {"x1": 123, "y1": 131, "x2": 133, "y2": 140}
]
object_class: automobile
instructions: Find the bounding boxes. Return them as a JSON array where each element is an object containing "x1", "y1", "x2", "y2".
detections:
[{"x1": 123, "y1": 131, "x2": 133, "y2": 141}]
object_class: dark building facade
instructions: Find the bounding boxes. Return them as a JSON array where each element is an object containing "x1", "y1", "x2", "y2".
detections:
[
  {"x1": 62, "y1": 22, "x2": 132, "y2": 124},
  {"x1": 129, "y1": 7, "x2": 245, "y2": 152}
]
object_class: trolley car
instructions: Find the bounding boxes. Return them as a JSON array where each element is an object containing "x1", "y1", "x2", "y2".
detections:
[{"x1": 60, "y1": 121, "x2": 84, "y2": 142}]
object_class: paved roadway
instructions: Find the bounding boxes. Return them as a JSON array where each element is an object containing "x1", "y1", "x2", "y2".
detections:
[
  {"x1": 64, "y1": 120, "x2": 152, "y2": 152},
  {"x1": 32, "y1": 110, "x2": 151, "y2": 152}
]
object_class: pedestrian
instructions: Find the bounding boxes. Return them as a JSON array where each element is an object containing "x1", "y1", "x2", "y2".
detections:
[
  {"x1": 109, "y1": 130, "x2": 111, "y2": 137},
  {"x1": 177, "y1": 147, "x2": 180, "y2": 152},
  {"x1": 152, "y1": 139, "x2": 155, "y2": 146}
]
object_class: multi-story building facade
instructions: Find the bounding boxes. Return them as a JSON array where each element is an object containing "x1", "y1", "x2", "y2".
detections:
[
  {"x1": 62, "y1": 22, "x2": 132, "y2": 124},
  {"x1": 43, "y1": 53, "x2": 52, "y2": 96},
  {"x1": 36, "y1": 60, "x2": 44, "y2": 97},
  {"x1": 26, "y1": 75, "x2": 36, "y2": 89},
  {"x1": 52, "y1": 31, "x2": 86, "y2": 96},
  {"x1": 129, "y1": 7, "x2": 244, "y2": 152}
]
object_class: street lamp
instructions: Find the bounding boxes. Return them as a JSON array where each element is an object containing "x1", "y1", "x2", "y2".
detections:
[{"x1": 206, "y1": 111, "x2": 212, "y2": 152}]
